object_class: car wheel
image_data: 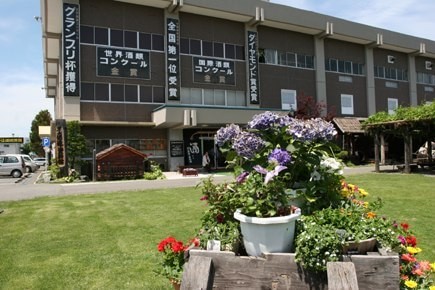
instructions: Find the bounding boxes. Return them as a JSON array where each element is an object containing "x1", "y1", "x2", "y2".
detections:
[
  {"x1": 11, "y1": 170, "x2": 23, "y2": 178},
  {"x1": 26, "y1": 166, "x2": 32, "y2": 173}
]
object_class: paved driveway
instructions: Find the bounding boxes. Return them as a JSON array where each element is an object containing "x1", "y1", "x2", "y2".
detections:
[{"x1": 0, "y1": 165, "x2": 393, "y2": 202}]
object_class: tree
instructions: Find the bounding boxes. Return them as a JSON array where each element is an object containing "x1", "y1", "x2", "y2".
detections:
[
  {"x1": 292, "y1": 93, "x2": 336, "y2": 121},
  {"x1": 67, "y1": 121, "x2": 89, "y2": 170},
  {"x1": 29, "y1": 110, "x2": 52, "y2": 156}
]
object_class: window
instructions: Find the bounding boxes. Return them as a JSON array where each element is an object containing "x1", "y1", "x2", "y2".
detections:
[
  {"x1": 124, "y1": 31, "x2": 137, "y2": 48},
  {"x1": 388, "y1": 98, "x2": 398, "y2": 115},
  {"x1": 341, "y1": 94, "x2": 354, "y2": 115},
  {"x1": 213, "y1": 42, "x2": 224, "y2": 58},
  {"x1": 225, "y1": 43, "x2": 235, "y2": 59},
  {"x1": 264, "y1": 49, "x2": 277, "y2": 64},
  {"x1": 235, "y1": 45, "x2": 245, "y2": 60},
  {"x1": 95, "y1": 83, "x2": 109, "y2": 101},
  {"x1": 181, "y1": 88, "x2": 246, "y2": 106},
  {"x1": 110, "y1": 29, "x2": 123, "y2": 47},
  {"x1": 190, "y1": 39, "x2": 201, "y2": 55},
  {"x1": 111, "y1": 84, "x2": 124, "y2": 102},
  {"x1": 180, "y1": 38, "x2": 189, "y2": 54},
  {"x1": 202, "y1": 41, "x2": 213, "y2": 56},
  {"x1": 81, "y1": 82, "x2": 95, "y2": 100},
  {"x1": 152, "y1": 34, "x2": 164, "y2": 51},
  {"x1": 80, "y1": 25, "x2": 94, "y2": 44},
  {"x1": 95, "y1": 27, "x2": 108, "y2": 45},
  {"x1": 281, "y1": 89, "x2": 297, "y2": 111},
  {"x1": 153, "y1": 86, "x2": 165, "y2": 103},
  {"x1": 140, "y1": 86, "x2": 152, "y2": 103},
  {"x1": 139, "y1": 33, "x2": 151, "y2": 50},
  {"x1": 125, "y1": 85, "x2": 138, "y2": 102}
]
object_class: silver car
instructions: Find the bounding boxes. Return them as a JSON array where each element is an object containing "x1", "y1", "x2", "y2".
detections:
[
  {"x1": 8, "y1": 154, "x2": 39, "y2": 173},
  {"x1": 0, "y1": 155, "x2": 26, "y2": 178}
]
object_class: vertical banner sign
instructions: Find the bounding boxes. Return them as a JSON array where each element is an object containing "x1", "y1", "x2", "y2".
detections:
[
  {"x1": 55, "y1": 119, "x2": 68, "y2": 168},
  {"x1": 63, "y1": 3, "x2": 80, "y2": 97},
  {"x1": 166, "y1": 18, "x2": 180, "y2": 101},
  {"x1": 247, "y1": 31, "x2": 259, "y2": 104}
]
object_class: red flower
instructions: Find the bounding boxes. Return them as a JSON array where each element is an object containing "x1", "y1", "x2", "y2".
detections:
[
  {"x1": 171, "y1": 241, "x2": 185, "y2": 253},
  {"x1": 401, "y1": 253, "x2": 417, "y2": 263},
  {"x1": 405, "y1": 235, "x2": 417, "y2": 247},
  {"x1": 400, "y1": 223, "x2": 409, "y2": 231},
  {"x1": 412, "y1": 268, "x2": 424, "y2": 276}
]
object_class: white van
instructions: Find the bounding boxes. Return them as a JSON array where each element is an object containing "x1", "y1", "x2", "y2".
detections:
[{"x1": 0, "y1": 155, "x2": 26, "y2": 178}]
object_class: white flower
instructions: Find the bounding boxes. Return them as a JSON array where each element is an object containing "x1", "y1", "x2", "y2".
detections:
[{"x1": 320, "y1": 156, "x2": 344, "y2": 174}]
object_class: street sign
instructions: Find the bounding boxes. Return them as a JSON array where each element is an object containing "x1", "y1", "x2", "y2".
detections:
[{"x1": 42, "y1": 137, "x2": 51, "y2": 147}]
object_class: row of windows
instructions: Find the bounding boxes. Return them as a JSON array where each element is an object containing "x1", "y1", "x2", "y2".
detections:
[
  {"x1": 374, "y1": 66, "x2": 408, "y2": 81},
  {"x1": 259, "y1": 49, "x2": 314, "y2": 69},
  {"x1": 417, "y1": 72, "x2": 435, "y2": 85},
  {"x1": 86, "y1": 139, "x2": 167, "y2": 157},
  {"x1": 80, "y1": 25, "x2": 165, "y2": 51},
  {"x1": 180, "y1": 38, "x2": 245, "y2": 60},
  {"x1": 180, "y1": 88, "x2": 246, "y2": 107},
  {"x1": 325, "y1": 58, "x2": 365, "y2": 75},
  {"x1": 81, "y1": 82, "x2": 165, "y2": 103}
]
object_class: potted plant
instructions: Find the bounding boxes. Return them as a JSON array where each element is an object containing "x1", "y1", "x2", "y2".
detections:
[
  {"x1": 156, "y1": 236, "x2": 199, "y2": 289},
  {"x1": 214, "y1": 112, "x2": 345, "y2": 256},
  {"x1": 295, "y1": 183, "x2": 402, "y2": 272}
]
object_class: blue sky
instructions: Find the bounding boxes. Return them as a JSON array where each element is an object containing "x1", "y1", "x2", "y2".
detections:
[{"x1": 0, "y1": 0, "x2": 434, "y2": 138}]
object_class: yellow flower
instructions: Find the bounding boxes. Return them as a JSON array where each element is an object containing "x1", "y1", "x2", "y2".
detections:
[
  {"x1": 430, "y1": 262, "x2": 435, "y2": 271},
  {"x1": 366, "y1": 211, "x2": 376, "y2": 219},
  {"x1": 429, "y1": 285, "x2": 435, "y2": 290},
  {"x1": 363, "y1": 201, "x2": 369, "y2": 208},
  {"x1": 359, "y1": 189, "x2": 369, "y2": 197},
  {"x1": 407, "y1": 247, "x2": 422, "y2": 254},
  {"x1": 404, "y1": 280, "x2": 418, "y2": 288}
]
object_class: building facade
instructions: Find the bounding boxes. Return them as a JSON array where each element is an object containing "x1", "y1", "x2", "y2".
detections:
[{"x1": 41, "y1": 0, "x2": 435, "y2": 170}]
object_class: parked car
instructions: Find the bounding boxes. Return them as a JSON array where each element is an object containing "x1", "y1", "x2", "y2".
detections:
[
  {"x1": 8, "y1": 154, "x2": 39, "y2": 173},
  {"x1": 0, "y1": 154, "x2": 26, "y2": 178},
  {"x1": 33, "y1": 157, "x2": 47, "y2": 167}
]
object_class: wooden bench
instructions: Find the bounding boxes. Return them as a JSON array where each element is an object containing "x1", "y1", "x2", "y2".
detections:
[{"x1": 182, "y1": 168, "x2": 198, "y2": 176}]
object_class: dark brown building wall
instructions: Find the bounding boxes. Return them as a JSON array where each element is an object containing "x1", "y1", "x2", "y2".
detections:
[
  {"x1": 324, "y1": 39, "x2": 365, "y2": 63},
  {"x1": 81, "y1": 103, "x2": 159, "y2": 122},
  {"x1": 80, "y1": 0, "x2": 164, "y2": 33},
  {"x1": 258, "y1": 26, "x2": 314, "y2": 54},
  {"x1": 81, "y1": 126, "x2": 166, "y2": 140},
  {"x1": 374, "y1": 79, "x2": 410, "y2": 111},
  {"x1": 259, "y1": 65, "x2": 315, "y2": 109},
  {"x1": 179, "y1": 13, "x2": 244, "y2": 44},
  {"x1": 415, "y1": 56, "x2": 435, "y2": 104},
  {"x1": 325, "y1": 74, "x2": 367, "y2": 117},
  {"x1": 416, "y1": 85, "x2": 435, "y2": 104},
  {"x1": 373, "y1": 48, "x2": 408, "y2": 69}
]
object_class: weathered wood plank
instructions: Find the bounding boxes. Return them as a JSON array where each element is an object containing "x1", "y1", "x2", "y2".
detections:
[
  {"x1": 327, "y1": 262, "x2": 359, "y2": 290},
  {"x1": 186, "y1": 250, "x2": 399, "y2": 290},
  {"x1": 181, "y1": 255, "x2": 214, "y2": 290}
]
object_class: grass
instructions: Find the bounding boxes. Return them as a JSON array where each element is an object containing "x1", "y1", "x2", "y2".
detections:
[{"x1": 0, "y1": 173, "x2": 433, "y2": 289}]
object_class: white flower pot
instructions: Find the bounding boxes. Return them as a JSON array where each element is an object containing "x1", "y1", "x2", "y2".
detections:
[{"x1": 234, "y1": 208, "x2": 301, "y2": 256}]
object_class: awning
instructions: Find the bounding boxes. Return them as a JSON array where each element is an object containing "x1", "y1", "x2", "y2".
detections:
[{"x1": 332, "y1": 117, "x2": 365, "y2": 134}]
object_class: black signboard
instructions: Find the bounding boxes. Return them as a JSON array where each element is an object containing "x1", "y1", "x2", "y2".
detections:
[
  {"x1": 63, "y1": 3, "x2": 80, "y2": 96},
  {"x1": 97, "y1": 47, "x2": 150, "y2": 79},
  {"x1": 193, "y1": 57, "x2": 235, "y2": 85},
  {"x1": 0, "y1": 137, "x2": 24, "y2": 143},
  {"x1": 247, "y1": 31, "x2": 259, "y2": 104},
  {"x1": 185, "y1": 139, "x2": 201, "y2": 166},
  {"x1": 167, "y1": 18, "x2": 180, "y2": 100},
  {"x1": 170, "y1": 141, "x2": 184, "y2": 157}
]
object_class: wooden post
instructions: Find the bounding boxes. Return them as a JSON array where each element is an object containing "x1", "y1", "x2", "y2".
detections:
[
  {"x1": 403, "y1": 132, "x2": 411, "y2": 174},
  {"x1": 181, "y1": 255, "x2": 214, "y2": 290},
  {"x1": 380, "y1": 134, "x2": 385, "y2": 165},
  {"x1": 374, "y1": 132, "x2": 380, "y2": 172},
  {"x1": 327, "y1": 262, "x2": 359, "y2": 290}
]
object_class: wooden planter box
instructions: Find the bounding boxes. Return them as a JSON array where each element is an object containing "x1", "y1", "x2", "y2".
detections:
[{"x1": 181, "y1": 249, "x2": 399, "y2": 290}]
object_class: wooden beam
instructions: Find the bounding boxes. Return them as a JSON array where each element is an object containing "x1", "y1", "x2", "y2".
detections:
[
  {"x1": 327, "y1": 262, "x2": 359, "y2": 290},
  {"x1": 181, "y1": 255, "x2": 214, "y2": 290}
]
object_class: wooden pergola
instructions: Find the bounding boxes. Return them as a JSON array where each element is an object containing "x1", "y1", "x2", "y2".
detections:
[{"x1": 364, "y1": 118, "x2": 434, "y2": 173}]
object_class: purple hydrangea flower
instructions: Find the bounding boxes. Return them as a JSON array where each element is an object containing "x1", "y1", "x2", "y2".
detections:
[
  {"x1": 215, "y1": 124, "x2": 241, "y2": 147},
  {"x1": 286, "y1": 118, "x2": 337, "y2": 142},
  {"x1": 268, "y1": 148, "x2": 291, "y2": 165},
  {"x1": 232, "y1": 131, "x2": 265, "y2": 159},
  {"x1": 248, "y1": 111, "x2": 290, "y2": 130}
]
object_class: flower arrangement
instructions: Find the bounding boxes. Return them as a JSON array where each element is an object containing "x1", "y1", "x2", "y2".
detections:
[
  {"x1": 295, "y1": 183, "x2": 401, "y2": 271},
  {"x1": 215, "y1": 111, "x2": 343, "y2": 217},
  {"x1": 156, "y1": 236, "x2": 199, "y2": 284},
  {"x1": 395, "y1": 223, "x2": 435, "y2": 290}
]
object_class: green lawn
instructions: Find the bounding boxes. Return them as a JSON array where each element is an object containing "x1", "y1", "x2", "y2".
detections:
[{"x1": 0, "y1": 173, "x2": 433, "y2": 289}]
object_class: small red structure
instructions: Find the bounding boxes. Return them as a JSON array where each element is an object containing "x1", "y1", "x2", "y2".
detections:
[{"x1": 96, "y1": 143, "x2": 147, "y2": 181}]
